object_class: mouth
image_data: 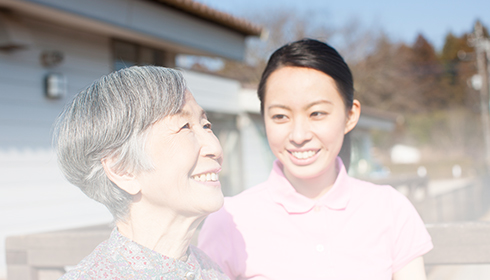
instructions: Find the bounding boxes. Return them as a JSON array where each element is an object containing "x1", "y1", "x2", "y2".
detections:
[
  {"x1": 289, "y1": 150, "x2": 319, "y2": 160},
  {"x1": 191, "y1": 172, "x2": 219, "y2": 182}
]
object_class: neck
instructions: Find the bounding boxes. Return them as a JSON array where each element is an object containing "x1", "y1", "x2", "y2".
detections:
[
  {"x1": 116, "y1": 201, "x2": 203, "y2": 261},
  {"x1": 284, "y1": 161, "x2": 339, "y2": 200}
]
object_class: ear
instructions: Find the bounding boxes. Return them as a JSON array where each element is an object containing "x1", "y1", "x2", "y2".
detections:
[
  {"x1": 101, "y1": 157, "x2": 141, "y2": 195},
  {"x1": 344, "y1": 99, "x2": 361, "y2": 134}
]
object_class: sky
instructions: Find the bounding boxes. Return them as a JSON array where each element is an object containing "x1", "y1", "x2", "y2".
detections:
[{"x1": 197, "y1": 0, "x2": 490, "y2": 51}]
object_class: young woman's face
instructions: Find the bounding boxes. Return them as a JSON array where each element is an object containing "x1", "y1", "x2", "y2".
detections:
[{"x1": 263, "y1": 66, "x2": 359, "y2": 181}]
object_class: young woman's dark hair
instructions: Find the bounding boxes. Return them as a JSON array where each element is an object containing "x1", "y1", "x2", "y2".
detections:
[{"x1": 257, "y1": 38, "x2": 354, "y2": 114}]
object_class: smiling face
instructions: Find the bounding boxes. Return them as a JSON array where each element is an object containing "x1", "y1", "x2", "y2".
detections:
[
  {"x1": 264, "y1": 66, "x2": 359, "y2": 186},
  {"x1": 133, "y1": 91, "x2": 224, "y2": 217}
]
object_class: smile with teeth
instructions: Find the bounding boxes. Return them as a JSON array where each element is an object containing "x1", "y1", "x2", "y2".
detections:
[
  {"x1": 290, "y1": 150, "x2": 317, "y2": 159},
  {"x1": 192, "y1": 172, "x2": 219, "y2": 182}
]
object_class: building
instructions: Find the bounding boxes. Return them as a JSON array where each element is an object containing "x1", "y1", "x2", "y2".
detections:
[{"x1": 0, "y1": 0, "x2": 262, "y2": 278}]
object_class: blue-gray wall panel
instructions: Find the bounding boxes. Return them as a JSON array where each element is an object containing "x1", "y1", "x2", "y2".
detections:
[{"x1": 22, "y1": 0, "x2": 247, "y2": 60}]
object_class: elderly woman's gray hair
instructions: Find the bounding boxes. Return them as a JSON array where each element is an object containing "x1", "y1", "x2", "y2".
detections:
[{"x1": 53, "y1": 66, "x2": 187, "y2": 222}]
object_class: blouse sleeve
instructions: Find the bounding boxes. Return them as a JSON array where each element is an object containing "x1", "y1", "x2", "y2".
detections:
[
  {"x1": 198, "y1": 202, "x2": 245, "y2": 280},
  {"x1": 390, "y1": 189, "x2": 434, "y2": 272}
]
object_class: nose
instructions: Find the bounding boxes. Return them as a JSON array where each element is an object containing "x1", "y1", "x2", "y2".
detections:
[
  {"x1": 200, "y1": 130, "x2": 223, "y2": 164},
  {"x1": 289, "y1": 118, "x2": 313, "y2": 146}
]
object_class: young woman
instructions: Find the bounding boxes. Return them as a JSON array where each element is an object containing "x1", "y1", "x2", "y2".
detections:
[{"x1": 198, "y1": 39, "x2": 433, "y2": 280}]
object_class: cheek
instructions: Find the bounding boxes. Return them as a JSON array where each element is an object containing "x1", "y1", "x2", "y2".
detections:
[
  {"x1": 176, "y1": 139, "x2": 200, "y2": 167},
  {"x1": 313, "y1": 120, "x2": 347, "y2": 143},
  {"x1": 265, "y1": 122, "x2": 287, "y2": 148},
  {"x1": 155, "y1": 138, "x2": 198, "y2": 171}
]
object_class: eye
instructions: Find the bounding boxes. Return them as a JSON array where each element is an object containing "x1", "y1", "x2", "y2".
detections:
[
  {"x1": 181, "y1": 123, "x2": 190, "y2": 129},
  {"x1": 203, "y1": 122, "x2": 212, "y2": 130},
  {"x1": 310, "y1": 111, "x2": 326, "y2": 118},
  {"x1": 272, "y1": 114, "x2": 288, "y2": 121}
]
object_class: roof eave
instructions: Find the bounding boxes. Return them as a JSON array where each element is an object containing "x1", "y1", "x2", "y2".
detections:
[{"x1": 154, "y1": 0, "x2": 263, "y2": 37}]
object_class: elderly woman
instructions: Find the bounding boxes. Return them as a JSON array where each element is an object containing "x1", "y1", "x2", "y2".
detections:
[{"x1": 54, "y1": 66, "x2": 228, "y2": 279}]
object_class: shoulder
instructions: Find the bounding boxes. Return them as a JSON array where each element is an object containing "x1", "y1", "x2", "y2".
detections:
[
  {"x1": 59, "y1": 239, "x2": 120, "y2": 280},
  {"x1": 348, "y1": 177, "x2": 429, "y2": 235},
  {"x1": 223, "y1": 181, "x2": 273, "y2": 210},
  {"x1": 349, "y1": 176, "x2": 409, "y2": 201},
  {"x1": 59, "y1": 269, "x2": 92, "y2": 280},
  {"x1": 189, "y1": 245, "x2": 230, "y2": 279},
  {"x1": 206, "y1": 183, "x2": 269, "y2": 229},
  {"x1": 201, "y1": 181, "x2": 274, "y2": 238},
  {"x1": 345, "y1": 176, "x2": 419, "y2": 219},
  {"x1": 229, "y1": 181, "x2": 271, "y2": 201},
  {"x1": 204, "y1": 181, "x2": 276, "y2": 226},
  {"x1": 189, "y1": 245, "x2": 224, "y2": 271}
]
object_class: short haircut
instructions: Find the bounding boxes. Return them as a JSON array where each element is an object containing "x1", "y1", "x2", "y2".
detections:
[
  {"x1": 257, "y1": 38, "x2": 354, "y2": 114},
  {"x1": 53, "y1": 66, "x2": 186, "y2": 222}
]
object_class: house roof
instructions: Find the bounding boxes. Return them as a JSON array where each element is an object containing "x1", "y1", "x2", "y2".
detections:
[
  {"x1": 0, "y1": 0, "x2": 262, "y2": 60},
  {"x1": 155, "y1": 0, "x2": 263, "y2": 36}
]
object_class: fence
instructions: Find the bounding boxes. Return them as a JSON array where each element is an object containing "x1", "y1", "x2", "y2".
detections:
[
  {"x1": 369, "y1": 174, "x2": 490, "y2": 224},
  {"x1": 5, "y1": 175, "x2": 490, "y2": 280}
]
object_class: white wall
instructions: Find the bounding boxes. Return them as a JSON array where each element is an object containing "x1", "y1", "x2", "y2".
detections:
[
  {"x1": 0, "y1": 17, "x2": 114, "y2": 278},
  {"x1": 239, "y1": 113, "x2": 274, "y2": 189},
  {"x1": 183, "y1": 69, "x2": 242, "y2": 114},
  {"x1": 238, "y1": 89, "x2": 274, "y2": 189}
]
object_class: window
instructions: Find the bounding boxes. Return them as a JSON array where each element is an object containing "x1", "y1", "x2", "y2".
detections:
[{"x1": 113, "y1": 40, "x2": 167, "y2": 71}]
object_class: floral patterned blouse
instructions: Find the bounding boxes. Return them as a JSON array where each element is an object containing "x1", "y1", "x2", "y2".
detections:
[{"x1": 59, "y1": 228, "x2": 229, "y2": 280}]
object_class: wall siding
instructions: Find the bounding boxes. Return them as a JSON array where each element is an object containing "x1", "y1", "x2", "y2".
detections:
[
  {"x1": 239, "y1": 113, "x2": 274, "y2": 189},
  {"x1": 10, "y1": 0, "x2": 247, "y2": 60},
  {"x1": 183, "y1": 70, "x2": 242, "y2": 114},
  {"x1": 0, "y1": 16, "x2": 114, "y2": 278}
]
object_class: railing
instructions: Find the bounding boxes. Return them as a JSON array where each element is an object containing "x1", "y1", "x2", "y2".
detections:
[
  {"x1": 7, "y1": 222, "x2": 490, "y2": 280},
  {"x1": 424, "y1": 222, "x2": 490, "y2": 265},
  {"x1": 5, "y1": 175, "x2": 490, "y2": 280},
  {"x1": 368, "y1": 174, "x2": 490, "y2": 224},
  {"x1": 6, "y1": 224, "x2": 112, "y2": 280}
]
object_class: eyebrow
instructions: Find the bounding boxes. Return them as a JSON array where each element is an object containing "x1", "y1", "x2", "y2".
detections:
[
  {"x1": 267, "y1": 100, "x2": 333, "y2": 111},
  {"x1": 178, "y1": 109, "x2": 207, "y2": 120},
  {"x1": 201, "y1": 109, "x2": 208, "y2": 120},
  {"x1": 178, "y1": 110, "x2": 192, "y2": 117},
  {"x1": 305, "y1": 100, "x2": 333, "y2": 109},
  {"x1": 267, "y1": 104, "x2": 291, "y2": 111}
]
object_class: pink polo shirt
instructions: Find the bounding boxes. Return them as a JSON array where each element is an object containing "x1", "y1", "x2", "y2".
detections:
[{"x1": 198, "y1": 158, "x2": 433, "y2": 280}]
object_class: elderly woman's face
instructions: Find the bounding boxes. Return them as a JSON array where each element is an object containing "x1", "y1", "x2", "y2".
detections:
[{"x1": 134, "y1": 91, "x2": 224, "y2": 216}]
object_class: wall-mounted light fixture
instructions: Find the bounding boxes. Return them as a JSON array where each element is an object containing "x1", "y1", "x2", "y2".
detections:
[
  {"x1": 40, "y1": 50, "x2": 64, "y2": 68},
  {"x1": 0, "y1": 11, "x2": 32, "y2": 51},
  {"x1": 45, "y1": 73, "x2": 66, "y2": 99}
]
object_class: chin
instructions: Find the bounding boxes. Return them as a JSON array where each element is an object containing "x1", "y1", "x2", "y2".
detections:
[
  {"x1": 286, "y1": 164, "x2": 325, "y2": 178},
  {"x1": 200, "y1": 193, "x2": 225, "y2": 215},
  {"x1": 293, "y1": 172, "x2": 324, "y2": 180},
  {"x1": 213, "y1": 194, "x2": 225, "y2": 210}
]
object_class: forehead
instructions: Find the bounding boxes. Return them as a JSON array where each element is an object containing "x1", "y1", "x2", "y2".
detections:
[
  {"x1": 176, "y1": 91, "x2": 206, "y2": 118},
  {"x1": 149, "y1": 96, "x2": 206, "y2": 137},
  {"x1": 265, "y1": 66, "x2": 342, "y2": 105}
]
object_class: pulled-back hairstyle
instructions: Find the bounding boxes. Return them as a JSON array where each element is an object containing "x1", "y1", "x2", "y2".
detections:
[
  {"x1": 53, "y1": 66, "x2": 186, "y2": 222},
  {"x1": 257, "y1": 38, "x2": 354, "y2": 114}
]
